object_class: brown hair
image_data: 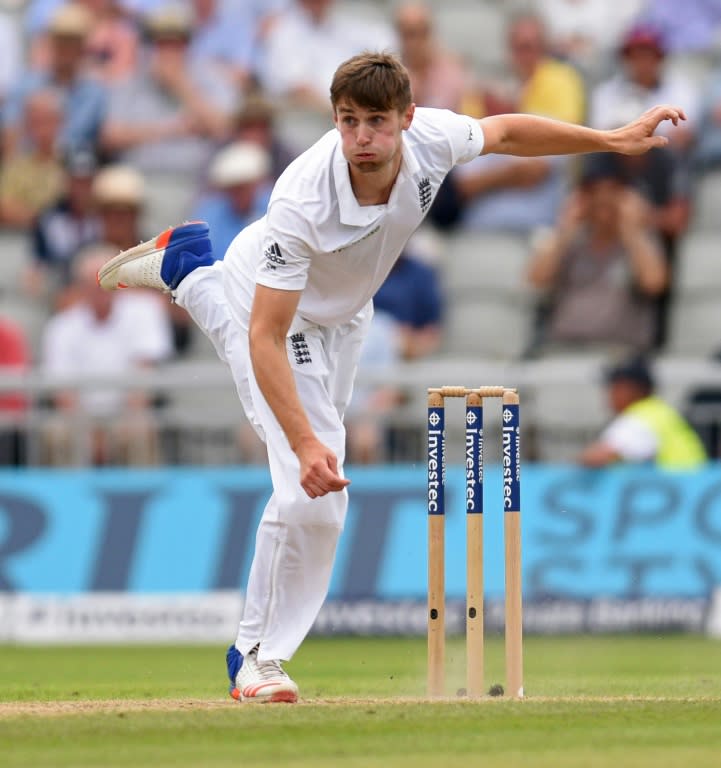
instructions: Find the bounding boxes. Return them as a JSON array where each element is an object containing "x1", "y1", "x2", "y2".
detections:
[{"x1": 330, "y1": 51, "x2": 412, "y2": 113}]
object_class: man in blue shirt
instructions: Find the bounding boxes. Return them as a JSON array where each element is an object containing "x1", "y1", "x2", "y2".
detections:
[{"x1": 193, "y1": 141, "x2": 273, "y2": 259}]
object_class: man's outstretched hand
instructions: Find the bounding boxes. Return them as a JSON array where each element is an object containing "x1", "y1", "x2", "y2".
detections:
[
  {"x1": 296, "y1": 436, "x2": 350, "y2": 499},
  {"x1": 611, "y1": 105, "x2": 687, "y2": 155}
]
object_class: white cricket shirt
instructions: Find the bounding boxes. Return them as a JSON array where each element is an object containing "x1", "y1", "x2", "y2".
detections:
[
  {"x1": 42, "y1": 292, "x2": 173, "y2": 416},
  {"x1": 223, "y1": 107, "x2": 484, "y2": 328}
]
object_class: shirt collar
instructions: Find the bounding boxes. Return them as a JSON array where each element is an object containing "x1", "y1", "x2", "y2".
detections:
[{"x1": 333, "y1": 135, "x2": 421, "y2": 226}]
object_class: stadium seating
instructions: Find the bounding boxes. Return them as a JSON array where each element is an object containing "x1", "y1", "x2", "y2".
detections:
[
  {"x1": 434, "y1": 1, "x2": 508, "y2": 75},
  {"x1": 691, "y1": 169, "x2": 721, "y2": 232},
  {"x1": 439, "y1": 231, "x2": 535, "y2": 359},
  {"x1": 667, "y1": 232, "x2": 721, "y2": 355}
]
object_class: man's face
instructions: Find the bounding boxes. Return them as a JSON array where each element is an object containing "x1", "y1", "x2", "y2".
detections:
[
  {"x1": 622, "y1": 44, "x2": 663, "y2": 88},
  {"x1": 609, "y1": 379, "x2": 644, "y2": 414},
  {"x1": 50, "y1": 34, "x2": 86, "y2": 76},
  {"x1": 301, "y1": 0, "x2": 333, "y2": 23},
  {"x1": 68, "y1": 174, "x2": 95, "y2": 212},
  {"x1": 26, "y1": 98, "x2": 63, "y2": 151},
  {"x1": 587, "y1": 178, "x2": 623, "y2": 229},
  {"x1": 509, "y1": 19, "x2": 544, "y2": 80},
  {"x1": 226, "y1": 181, "x2": 260, "y2": 214},
  {"x1": 395, "y1": 9, "x2": 433, "y2": 66},
  {"x1": 99, "y1": 204, "x2": 140, "y2": 245},
  {"x1": 334, "y1": 101, "x2": 414, "y2": 175}
]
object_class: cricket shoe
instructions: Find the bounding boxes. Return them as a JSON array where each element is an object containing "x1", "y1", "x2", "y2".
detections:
[
  {"x1": 97, "y1": 221, "x2": 214, "y2": 293},
  {"x1": 227, "y1": 644, "x2": 299, "y2": 703}
]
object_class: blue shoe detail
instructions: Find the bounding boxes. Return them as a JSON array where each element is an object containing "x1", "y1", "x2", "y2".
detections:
[
  {"x1": 159, "y1": 222, "x2": 214, "y2": 290},
  {"x1": 226, "y1": 644, "x2": 244, "y2": 699}
]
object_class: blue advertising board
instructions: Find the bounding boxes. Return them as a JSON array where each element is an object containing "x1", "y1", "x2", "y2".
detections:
[{"x1": 1, "y1": 465, "x2": 720, "y2": 599}]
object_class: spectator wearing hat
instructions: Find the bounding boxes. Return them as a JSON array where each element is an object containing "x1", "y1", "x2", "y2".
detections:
[
  {"x1": 28, "y1": 149, "x2": 102, "y2": 299},
  {"x1": 578, "y1": 356, "x2": 707, "y2": 469},
  {"x1": 193, "y1": 141, "x2": 273, "y2": 258},
  {"x1": 91, "y1": 162, "x2": 195, "y2": 355},
  {"x1": 589, "y1": 23, "x2": 699, "y2": 152},
  {"x1": 526, "y1": 157, "x2": 668, "y2": 355},
  {"x1": 0, "y1": 88, "x2": 67, "y2": 229},
  {"x1": 230, "y1": 92, "x2": 297, "y2": 180},
  {"x1": 91, "y1": 163, "x2": 146, "y2": 251},
  {"x1": 100, "y1": 3, "x2": 236, "y2": 176},
  {"x1": 2, "y1": 2, "x2": 107, "y2": 157}
]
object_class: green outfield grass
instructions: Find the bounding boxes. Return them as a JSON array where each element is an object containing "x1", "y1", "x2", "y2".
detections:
[{"x1": 1, "y1": 635, "x2": 720, "y2": 767}]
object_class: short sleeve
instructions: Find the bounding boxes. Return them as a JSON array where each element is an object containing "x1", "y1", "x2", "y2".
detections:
[
  {"x1": 255, "y1": 199, "x2": 314, "y2": 291},
  {"x1": 433, "y1": 109, "x2": 485, "y2": 166}
]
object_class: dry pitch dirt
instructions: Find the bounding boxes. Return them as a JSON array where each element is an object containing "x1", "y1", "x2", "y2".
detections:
[{"x1": 2, "y1": 694, "x2": 719, "y2": 718}]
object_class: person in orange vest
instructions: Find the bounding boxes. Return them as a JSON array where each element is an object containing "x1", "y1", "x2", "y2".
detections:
[{"x1": 579, "y1": 356, "x2": 707, "y2": 469}]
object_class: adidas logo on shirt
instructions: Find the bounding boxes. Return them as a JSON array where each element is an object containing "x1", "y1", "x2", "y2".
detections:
[{"x1": 263, "y1": 242, "x2": 285, "y2": 271}]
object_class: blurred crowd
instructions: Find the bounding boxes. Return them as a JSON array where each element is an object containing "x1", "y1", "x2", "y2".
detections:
[{"x1": 2, "y1": 0, "x2": 721, "y2": 466}]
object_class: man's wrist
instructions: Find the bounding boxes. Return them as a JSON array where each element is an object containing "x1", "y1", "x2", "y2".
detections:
[
  {"x1": 599, "y1": 127, "x2": 623, "y2": 153},
  {"x1": 290, "y1": 431, "x2": 318, "y2": 454}
]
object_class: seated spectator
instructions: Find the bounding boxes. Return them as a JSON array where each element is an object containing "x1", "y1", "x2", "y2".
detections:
[
  {"x1": 193, "y1": 141, "x2": 272, "y2": 259},
  {"x1": 394, "y1": 2, "x2": 473, "y2": 111},
  {"x1": 188, "y1": 0, "x2": 255, "y2": 90},
  {"x1": 430, "y1": 11, "x2": 578, "y2": 232},
  {"x1": 82, "y1": 0, "x2": 140, "y2": 83},
  {"x1": 28, "y1": 148, "x2": 102, "y2": 298},
  {"x1": 90, "y1": 162, "x2": 194, "y2": 354},
  {"x1": 0, "y1": 88, "x2": 66, "y2": 229},
  {"x1": 476, "y1": 12, "x2": 586, "y2": 124},
  {"x1": 531, "y1": 0, "x2": 644, "y2": 76},
  {"x1": 580, "y1": 149, "x2": 691, "y2": 348},
  {"x1": 100, "y1": 3, "x2": 236, "y2": 176},
  {"x1": 578, "y1": 356, "x2": 707, "y2": 469},
  {"x1": 257, "y1": 0, "x2": 394, "y2": 113},
  {"x1": 229, "y1": 91, "x2": 297, "y2": 180},
  {"x1": 589, "y1": 24, "x2": 699, "y2": 153},
  {"x1": 91, "y1": 162, "x2": 146, "y2": 251},
  {"x1": 0, "y1": 315, "x2": 29, "y2": 466},
  {"x1": 632, "y1": 0, "x2": 721, "y2": 55},
  {"x1": 527, "y1": 162, "x2": 668, "y2": 354},
  {"x1": 2, "y1": 2, "x2": 107, "y2": 156},
  {"x1": 40, "y1": 242, "x2": 173, "y2": 465}
]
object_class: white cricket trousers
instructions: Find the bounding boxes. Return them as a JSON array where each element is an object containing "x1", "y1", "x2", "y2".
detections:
[{"x1": 175, "y1": 262, "x2": 371, "y2": 661}]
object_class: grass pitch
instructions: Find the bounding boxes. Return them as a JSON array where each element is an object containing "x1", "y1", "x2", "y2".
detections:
[{"x1": 1, "y1": 635, "x2": 720, "y2": 767}]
